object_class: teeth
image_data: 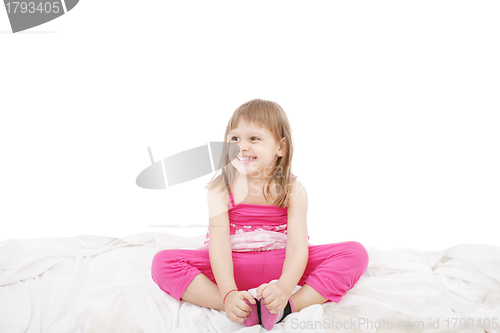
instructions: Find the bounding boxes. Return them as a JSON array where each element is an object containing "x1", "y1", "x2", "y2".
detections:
[{"x1": 238, "y1": 157, "x2": 256, "y2": 161}]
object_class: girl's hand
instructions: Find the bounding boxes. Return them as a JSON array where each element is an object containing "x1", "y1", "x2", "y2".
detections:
[
  {"x1": 256, "y1": 283, "x2": 289, "y2": 314},
  {"x1": 223, "y1": 290, "x2": 256, "y2": 324}
]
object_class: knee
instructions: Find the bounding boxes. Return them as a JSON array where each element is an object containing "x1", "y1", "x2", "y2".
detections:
[
  {"x1": 152, "y1": 249, "x2": 169, "y2": 266},
  {"x1": 346, "y1": 241, "x2": 369, "y2": 273},
  {"x1": 151, "y1": 249, "x2": 182, "y2": 279}
]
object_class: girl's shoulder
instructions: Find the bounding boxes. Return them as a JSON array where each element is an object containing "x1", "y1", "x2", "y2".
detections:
[
  {"x1": 207, "y1": 186, "x2": 232, "y2": 217},
  {"x1": 208, "y1": 185, "x2": 230, "y2": 202},
  {"x1": 285, "y1": 176, "x2": 307, "y2": 207}
]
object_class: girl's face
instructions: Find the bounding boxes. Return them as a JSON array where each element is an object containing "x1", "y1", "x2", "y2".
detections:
[{"x1": 229, "y1": 118, "x2": 285, "y2": 179}]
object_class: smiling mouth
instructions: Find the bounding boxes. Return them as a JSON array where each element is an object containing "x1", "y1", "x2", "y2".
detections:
[{"x1": 237, "y1": 157, "x2": 257, "y2": 163}]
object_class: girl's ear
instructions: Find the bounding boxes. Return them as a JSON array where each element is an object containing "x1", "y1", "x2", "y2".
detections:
[{"x1": 280, "y1": 137, "x2": 286, "y2": 154}]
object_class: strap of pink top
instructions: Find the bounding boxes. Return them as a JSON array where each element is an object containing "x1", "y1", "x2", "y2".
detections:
[
  {"x1": 282, "y1": 174, "x2": 297, "y2": 188},
  {"x1": 229, "y1": 192, "x2": 236, "y2": 208}
]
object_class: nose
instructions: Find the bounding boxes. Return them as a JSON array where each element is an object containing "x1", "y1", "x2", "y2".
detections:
[{"x1": 237, "y1": 142, "x2": 250, "y2": 152}]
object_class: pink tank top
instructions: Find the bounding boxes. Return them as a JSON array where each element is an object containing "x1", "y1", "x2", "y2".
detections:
[{"x1": 199, "y1": 175, "x2": 311, "y2": 252}]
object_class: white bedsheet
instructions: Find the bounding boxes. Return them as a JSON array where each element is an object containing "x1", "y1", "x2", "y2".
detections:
[{"x1": 1, "y1": 233, "x2": 499, "y2": 333}]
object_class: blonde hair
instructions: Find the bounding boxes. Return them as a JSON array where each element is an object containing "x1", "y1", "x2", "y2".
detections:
[{"x1": 205, "y1": 98, "x2": 295, "y2": 208}]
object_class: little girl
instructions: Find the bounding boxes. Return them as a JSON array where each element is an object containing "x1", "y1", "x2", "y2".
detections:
[{"x1": 151, "y1": 99, "x2": 369, "y2": 330}]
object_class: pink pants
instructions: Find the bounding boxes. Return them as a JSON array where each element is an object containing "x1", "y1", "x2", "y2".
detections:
[{"x1": 151, "y1": 241, "x2": 369, "y2": 303}]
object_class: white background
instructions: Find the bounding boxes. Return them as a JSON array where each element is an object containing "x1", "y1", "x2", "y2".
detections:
[{"x1": 1, "y1": 1, "x2": 498, "y2": 251}]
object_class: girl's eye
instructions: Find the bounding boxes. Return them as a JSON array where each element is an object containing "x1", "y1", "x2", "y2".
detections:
[{"x1": 231, "y1": 137, "x2": 259, "y2": 141}]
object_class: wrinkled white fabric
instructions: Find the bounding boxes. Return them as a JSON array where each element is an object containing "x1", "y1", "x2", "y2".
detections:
[{"x1": 1, "y1": 233, "x2": 499, "y2": 333}]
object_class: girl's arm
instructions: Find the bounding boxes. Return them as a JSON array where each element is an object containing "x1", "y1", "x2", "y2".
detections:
[
  {"x1": 207, "y1": 188, "x2": 238, "y2": 299},
  {"x1": 276, "y1": 179, "x2": 309, "y2": 297}
]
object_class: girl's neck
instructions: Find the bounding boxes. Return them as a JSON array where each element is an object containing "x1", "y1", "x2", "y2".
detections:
[
  {"x1": 237, "y1": 173, "x2": 273, "y2": 188},
  {"x1": 230, "y1": 173, "x2": 278, "y2": 205}
]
